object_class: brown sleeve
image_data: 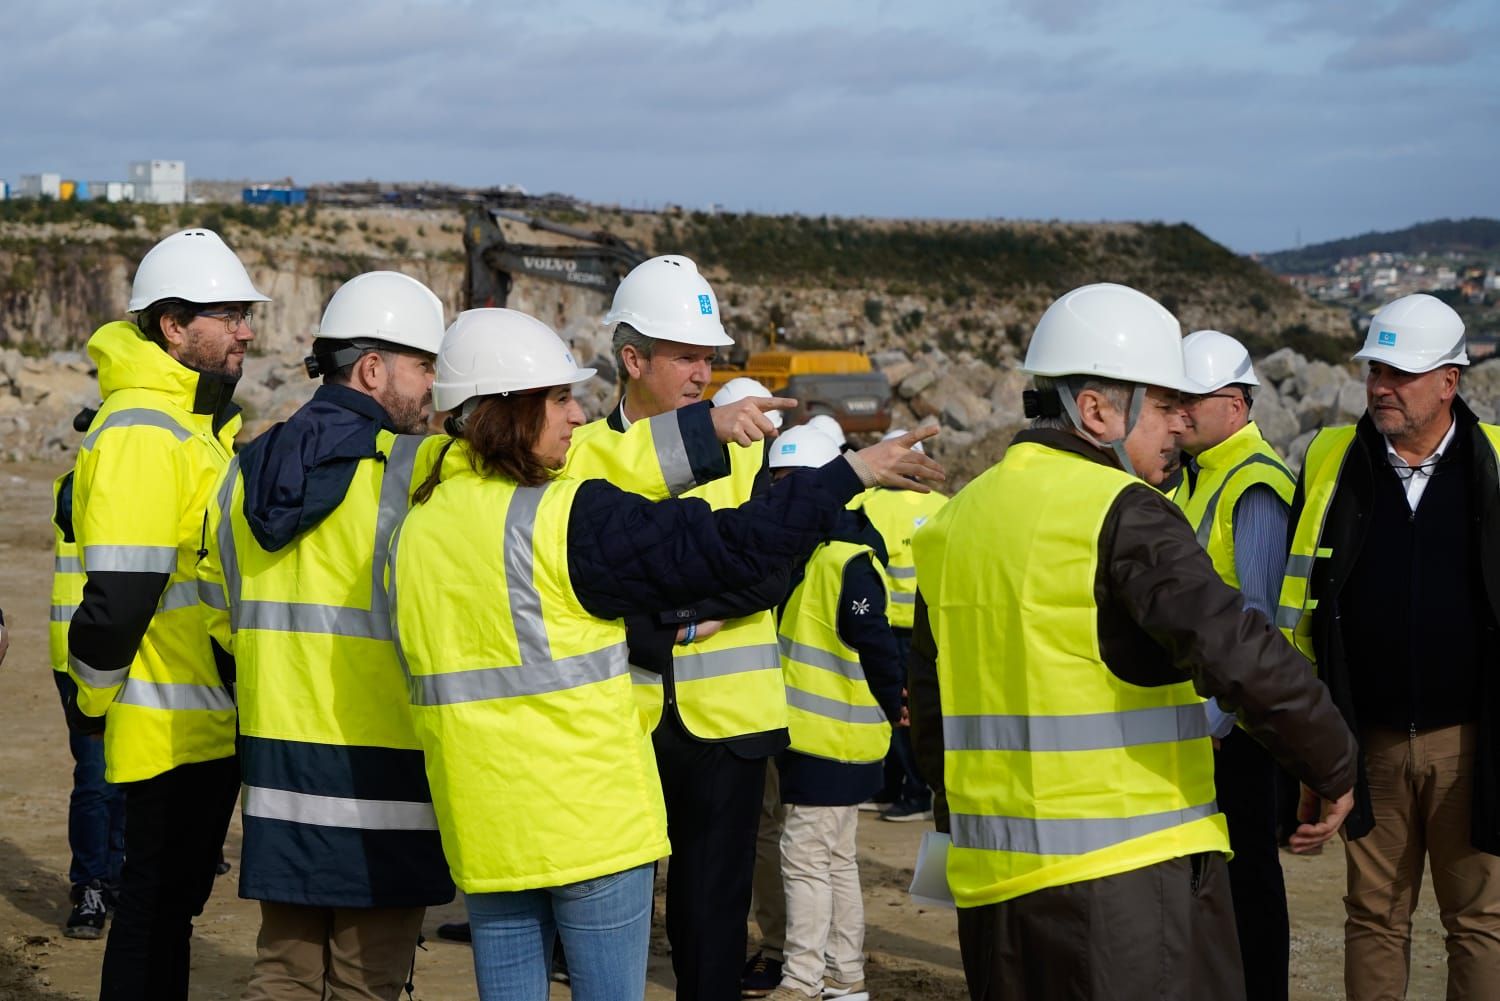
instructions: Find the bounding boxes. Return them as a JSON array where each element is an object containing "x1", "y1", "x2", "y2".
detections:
[
  {"x1": 1104, "y1": 484, "x2": 1358, "y2": 801},
  {"x1": 907, "y1": 593, "x2": 949, "y2": 832}
]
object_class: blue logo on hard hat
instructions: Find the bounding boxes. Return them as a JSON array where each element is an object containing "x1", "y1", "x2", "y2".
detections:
[
  {"x1": 1378, "y1": 330, "x2": 1397, "y2": 346},
  {"x1": 698, "y1": 294, "x2": 713, "y2": 315},
  {"x1": 779, "y1": 443, "x2": 797, "y2": 455}
]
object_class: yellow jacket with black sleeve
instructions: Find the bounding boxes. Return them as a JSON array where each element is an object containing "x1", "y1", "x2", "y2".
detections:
[{"x1": 67, "y1": 321, "x2": 241, "y2": 784}]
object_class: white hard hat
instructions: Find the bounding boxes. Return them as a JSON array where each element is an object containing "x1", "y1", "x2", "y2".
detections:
[
  {"x1": 317, "y1": 271, "x2": 445, "y2": 355},
  {"x1": 128, "y1": 228, "x2": 270, "y2": 312},
  {"x1": 1023, "y1": 283, "x2": 1191, "y2": 393},
  {"x1": 881, "y1": 428, "x2": 926, "y2": 455},
  {"x1": 433, "y1": 308, "x2": 597, "y2": 412},
  {"x1": 1182, "y1": 330, "x2": 1260, "y2": 393},
  {"x1": 806, "y1": 414, "x2": 846, "y2": 448},
  {"x1": 712, "y1": 377, "x2": 782, "y2": 428},
  {"x1": 769, "y1": 425, "x2": 841, "y2": 470},
  {"x1": 602, "y1": 255, "x2": 734, "y2": 347},
  {"x1": 1353, "y1": 293, "x2": 1468, "y2": 373}
]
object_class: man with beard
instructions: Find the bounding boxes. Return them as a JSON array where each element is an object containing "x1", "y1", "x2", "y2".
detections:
[
  {"x1": 1279, "y1": 293, "x2": 1500, "y2": 1000},
  {"x1": 66, "y1": 228, "x2": 268, "y2": 1000},
  {"x1": 197, "y1": 271, "x2": 452, "y2": 1000}
]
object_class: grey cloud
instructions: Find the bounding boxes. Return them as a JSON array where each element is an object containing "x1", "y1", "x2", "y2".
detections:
[{"x1": 1009, "y1": 0, "x2": 1106, "y2": 34}]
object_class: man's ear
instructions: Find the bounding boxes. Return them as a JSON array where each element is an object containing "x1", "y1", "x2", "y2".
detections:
[{"x1": 619, "y1": 344, "x2": 646, "y2": 381}]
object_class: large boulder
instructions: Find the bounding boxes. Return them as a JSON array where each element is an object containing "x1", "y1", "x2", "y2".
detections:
[
  {"x1": 1335, "y1": 381, "x2": 1366, "y2": 422},
  {"x1": 1258, "y1": 347, "x2": 1304, "y2": 385},
  {"x1": 1293, "y1": 360, "x2": 1346, "y2": 402},
  {"x1": 1252, "y1": 397, "x2": 1299, "y2": 453}
]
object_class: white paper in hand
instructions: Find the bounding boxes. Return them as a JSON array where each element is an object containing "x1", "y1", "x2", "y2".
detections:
[{"x1": 908, "y1": 830, "x2": 955, "y2": 908}]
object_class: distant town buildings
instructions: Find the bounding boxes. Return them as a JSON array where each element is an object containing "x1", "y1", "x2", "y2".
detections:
[
  {"x1": 1283, "y1": 251, "x2": 1499, "y2": 308},
  {"x1": 1, "y1": 160, "x2": 187, "y2": 203}
]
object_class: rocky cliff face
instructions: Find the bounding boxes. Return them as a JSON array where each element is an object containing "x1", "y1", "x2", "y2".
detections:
[{"x1": 0, "y1": 201, "x2": 1367, "y2": 478}]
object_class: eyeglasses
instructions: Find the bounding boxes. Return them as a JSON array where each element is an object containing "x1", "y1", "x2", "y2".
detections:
[
  {"x1": 1184, "y1": 391, "x2": 1245, "y2": 406},
  {"x1": 195, "y1": 307, "x2": 256, "y2": 333}
]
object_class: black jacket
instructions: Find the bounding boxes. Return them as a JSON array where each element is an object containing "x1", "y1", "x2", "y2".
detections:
[
  {"x1": 1293, "y1": 398, "x2": 1500, "y2": 851},
  {"x1": 910, "y1": 429, "x2": 1359, "y2": 832}
]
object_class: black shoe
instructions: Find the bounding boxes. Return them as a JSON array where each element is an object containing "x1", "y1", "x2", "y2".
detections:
[
  {"x1": 551, "y1": 938, "x2": 570, "y2": 984},
  {"x1": 64, "y1": 881, "x2": 108, "y2": 940},
  {"x1": 436, "y1": 921, "x2": 472, "y2": 944},
  {"x1": 879, "y1": 799, "x2": 933, "y2": 823},
  {"x1": 742, "y1": 950, "x2": 784, "y2": 997},
  {"x1": 215, "y1": 855, "x2": 231, "y2": 876}
]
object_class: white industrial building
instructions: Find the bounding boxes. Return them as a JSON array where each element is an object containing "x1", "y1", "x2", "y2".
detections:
[
  {"x1": 128, "y1": 160, "x2": 186, "y2": 203},
  {"x1": 15, "y1": 173, "x2": 62, "y2": 198}
]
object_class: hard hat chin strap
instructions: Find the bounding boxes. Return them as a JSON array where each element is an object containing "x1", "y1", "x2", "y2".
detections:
[{"x1": 1057, "y1": 378, "x2": 1145, "y2": 478}]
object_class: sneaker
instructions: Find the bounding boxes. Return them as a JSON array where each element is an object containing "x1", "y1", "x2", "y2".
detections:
[
  {"x1": 64, "y1": 881, "x2": 108, "y2": 940},
  {"x1": 857, "y1": 795, "x2": 895, "y2": 812},
  {"x1": 742, "y1": 950, "x2": 784, "y2": 997},
  {"x1": 436, "y1": 921, "x2": 472, "y2": 943},
  {"x1": 879, "y1": 799, "x2": 933, "y2": 823},
  {"x1": 823, "y1": 979, "x2": 870, "y2": 1001},
  {"x1": 551, "y1": 938, "x2": 570, "y2": 984},
  {"x1": 764, "y1": 987, "x2": 819, "y2": 1001}
]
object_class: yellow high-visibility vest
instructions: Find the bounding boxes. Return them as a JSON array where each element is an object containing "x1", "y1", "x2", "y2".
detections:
[
  {"x1": 199, "y1": 429, "x2": 453, "y2": 906},
  {"x1": 779, "y1": 539, "x2": 891, "y2": 763},
  {"x1": 1172, "y1": 422, "x2": 1293, "y2": 588},
  {"x1": 914, "y1": 441, "x2": 1228, "y2": 908},
  {"x1": 570, "y1": 418, "x2": 786, "y2": 740},
  {"x1": 849, "y1": 487, "x2": 947, "y2": 630},
  {"x1": 390, "y1": 441, "x2": 669, "y2": 893},
  {"x1": 1276, "y1": 423, "x2": 1500, "y2": 665},
  {"x1": 68, "y1": 322, "x2": 239, "y2": 784}
]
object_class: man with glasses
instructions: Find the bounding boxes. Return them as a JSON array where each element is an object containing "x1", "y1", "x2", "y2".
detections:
[
  {"x1": 1279, "y1": 294, "x2": 1500, "y2": 1000},
  {"x1": 67, "y1": 228, "x2": 267, "y2": 1000},
  {"x1": 1172, "y1": 330, "x2": 1296, "y2": 1001}
]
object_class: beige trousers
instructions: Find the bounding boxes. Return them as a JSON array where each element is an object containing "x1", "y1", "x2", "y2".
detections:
[
  {"x1": 779, "y1": 804, "x2": 865, "y2": 993},
  {"x1": 1344, "y1": 723, "x2": 1500, "y2": 1001},
  {"x1": 242, "y1": 901, "x2": 426, "y2": 1001},
  {"x1": 751, "y1": 761, "x2": 787, "y2": 958}
]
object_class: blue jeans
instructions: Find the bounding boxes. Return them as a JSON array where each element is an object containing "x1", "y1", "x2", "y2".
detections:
[
  {"x1": 57, "y1": 673, "x2": 126, "y2": 887},
  {"x1": 466, "y1": 863, "x2": 654, "y2": 1001}
]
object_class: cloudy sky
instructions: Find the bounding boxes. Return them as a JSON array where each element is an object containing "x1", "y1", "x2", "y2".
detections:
[{"x1": 3, "y1": 0, "x2": 1495, "y2": 252}]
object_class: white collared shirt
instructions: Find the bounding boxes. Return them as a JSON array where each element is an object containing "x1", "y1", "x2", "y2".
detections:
[{"x1": 1385, "y1": 418, "x2": 1457, "y2": 511}]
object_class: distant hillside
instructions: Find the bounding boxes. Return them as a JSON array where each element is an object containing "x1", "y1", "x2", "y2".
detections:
[{"x1": 1262, "y1": 217, "x2": 1500, "y2": 274}]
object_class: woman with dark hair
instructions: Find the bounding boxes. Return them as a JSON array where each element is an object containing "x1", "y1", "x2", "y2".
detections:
[{"x1": 389, "y1": 308, "x2": 940, "y2": 1001}]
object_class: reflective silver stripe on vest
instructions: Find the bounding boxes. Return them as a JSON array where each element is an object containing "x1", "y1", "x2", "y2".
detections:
[
  {"x1": 505, "y1": 485, "x2": 552, "y2": 663},
  {"x1": 81, "y1": 407, "x2": 194, "y2": 450},
  {"x1": 1192, "y1": 453, "x2": 1294, "y2": 547},
  {"x1": 1275, "y1": 605, "x2": 1303, "y2": 630},
  {"x1": 951, "y1": 801, "x2": 1219, "y2": 856},
  {"x1": 630, "y1": 666, "x2": 663, "y2": 687},
  {"x1": 216, "y1": 457, "x2": 243, "y2": 621},
  {"x1": 887, "y1": 565, "x2": 917, "y2": 580},
  {"x1": 52, "y1": 603, "x2": 79, "y2": 623},
  {"x1": 647, "y1": 410, "x2": 695, "y2": 496},
  {"x1": 786, "y1": 686, "x2": 887, "y2": 725},
  {"x1": 55, "y1": 555, "x2": 84, "y2": 574},
  {"x1": 242, "y1": 785, "x2": 439, "y2": 832},
  {"x1": 890, "y1": 592, "x2": 916, "y2": 605},
  {"x1": 778, "y1": 636, "x2": 865, "y2": 681},
  {"x1": 237, "y1": 600, "x2": 392, "y2": 640},
  {"x1": 370, "y1": 435, "x2": 423, "y2": 620},
  {"x1": 198, "y1": 579, "x2": 229, "y2": 611},
  {"x1": 115, "y1": 678, "x2": 235, "y2": 711},
  {"x1": 68, "y1": 653, "x2": 128, "y2": 689},
  {"x1": 409, "y1": 643, "x2": 630, "y2": 707},
  {"x1": 676, "y1": 642, "x2": 782, "y2": 681},
  {"x1": 156, "y1": 580, "x2": 199, "y2": 613},
  {"x1": 388, "y1": 521, "x2": 414, "y2": 680},
  {"x1": 83, "y1": 544, "x2": 178, "y2": 574},
  {"x1": 1284, "y1": 554, "x2": 1315, "y2": 578},
  {"x1": 944, "y1": 703, "x2": 1211, "y2": 754}
]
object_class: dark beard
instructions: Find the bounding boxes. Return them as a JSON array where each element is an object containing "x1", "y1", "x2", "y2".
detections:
[{"x1": 377, "y1": 388, "x2": 429, "y2": 435}]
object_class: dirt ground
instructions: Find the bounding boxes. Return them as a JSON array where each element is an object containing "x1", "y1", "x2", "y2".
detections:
[{"x1": 0, "y1": 458, "x2": 1451, "y2": 1000}]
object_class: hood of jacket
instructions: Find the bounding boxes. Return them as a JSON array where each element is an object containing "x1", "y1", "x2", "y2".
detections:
[
  {"x1": 237, "y1": 384, "x2": 399, "y2": 552},
  {"x1": 88, "y1": 321, "x2": 241, "y2": 429}
]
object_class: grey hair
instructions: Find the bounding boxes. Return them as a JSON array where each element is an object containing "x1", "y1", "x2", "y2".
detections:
[
  {"x1": 611, "y1": 322, "x2": 656, "y2": 386},
  {"x1": 1029, "y1": 376, "x2": 1132, "y2": 431}
]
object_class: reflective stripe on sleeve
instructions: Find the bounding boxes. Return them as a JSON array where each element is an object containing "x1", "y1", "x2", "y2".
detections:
[
  {"x1": 55, "y1": 555, "x2": 84, "y2": 574},
  {"x1": 647, "y1": 410, "x2": 695, "y2": 496},
  {"x1": 198, "y1": 579, "x2": 229, "y2": 611},
  {"x1": 408, "y1": 643, "x2": 629, "y2": 707},
  {"x1": 115, "y1": 679, "x2": 235, "y2": 711},
  {"x1": 51, "y1": 604, "x2": 79, "y2": 623},
  {"x1": 68, "y1": 654, "x2": 129, "y2": 689},
  {"x1": 83, "y1": 545, "x2": 178, "y2": 574},
  {"x1": 156, "y1": 580, "x2": 199, "y2": 613},
  {"x1": 81, "y1": 408, "x2": 193, "y2": 450},
  {"x1": 887, "y1": 565, "x2": 917, "y2": 580}
]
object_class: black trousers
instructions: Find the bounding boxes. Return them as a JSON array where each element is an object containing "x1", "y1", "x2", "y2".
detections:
[
  {"x1": 1215, "y1": 728, "x2": 1290, "y2": 1001},
  {"x1": 956, "y1": 853, "x2": 1245, "y2": 1001},
  {"x1": 654, "y1": 716, "x2": 767, "y2": 1001},
  {"x1": 99, "y1": 755, "x2": 239, "y2": 1001}
]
